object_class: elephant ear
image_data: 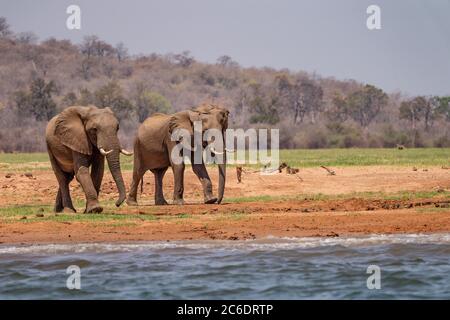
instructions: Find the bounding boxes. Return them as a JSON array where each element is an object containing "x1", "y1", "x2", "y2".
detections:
[
  {"x1": 168, "y1": 114, "x2": 181, "y2": 136},
  {"x1": 54, "y1": 107, "x2": 92, "y2": 155},
  {"x1": 188, "y1": 109, "x2": 201, "y2": 123},
  {"x1": 168, "y1": 110, "x2": 199, "y2": 135}
]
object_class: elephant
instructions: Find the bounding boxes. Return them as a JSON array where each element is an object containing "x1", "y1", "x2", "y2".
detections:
[
  {"x1": 126, "y1": 103, "x2": 229, "y2": 206},
  {"x1": 45, "y1": 106, "x2": 132, "y2": 213}
]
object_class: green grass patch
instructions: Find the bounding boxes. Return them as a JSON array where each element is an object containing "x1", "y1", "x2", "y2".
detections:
[
  {"x1": 226, "y1": 190, "x2": 450, "y2": 204},
  {"x1": 277, "y1": 148, "x2": 450, "y2": 167},
  {"x1": 415, "y1": 207, "x2": 450, "y2": 213},
  {"x1": 0, "y1": 204, "x2": 158, "y2": 223},
  {"x1": 1, "y1": 148, "x2": 449, "y2": 172}
]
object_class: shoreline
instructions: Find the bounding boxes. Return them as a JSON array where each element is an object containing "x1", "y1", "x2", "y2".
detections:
[
  {"x1": 2, "y1": 233, "x2": 450, "y2": 252},
  {"x1": 1, "y1": 207, "x2": 450, "y2": 245}
]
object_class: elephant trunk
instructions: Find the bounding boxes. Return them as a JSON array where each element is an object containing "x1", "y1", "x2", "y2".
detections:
[
  {"x1": 104, "y1": 139, "x2": 126, "y2": 207},
  {"x1": 217, "y1": 136, "x2": 226, "y2": 204}
]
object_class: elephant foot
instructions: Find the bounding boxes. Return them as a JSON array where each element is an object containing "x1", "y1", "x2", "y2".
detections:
[
  {"x1": 85, "y1": 203, "x2": 103, "y2": 214},
  {"x1": 63, "y1": 207, "x2": 76, "y2": 214},
  {"x1": 155, "y1": 198, "x2": 169, "y2": 206},
  {"x1": 126, "y1": 196, "x2": 139, "y2": 206},
  {"x1": 173, "y1": 199, "x2": 185, "y2": 205},
  {"x1": 204, "y1": 196, "x2": 218, "y2": 204}
]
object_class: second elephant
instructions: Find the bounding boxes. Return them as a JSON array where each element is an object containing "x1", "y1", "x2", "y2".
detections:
[{"x1": 126, "y1": 104, "x2": 229, "y2": 206}]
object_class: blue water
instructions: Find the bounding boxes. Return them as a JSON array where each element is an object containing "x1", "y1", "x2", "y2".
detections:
[{"x1": 1, "y1": 234, "x2": 450, "y2": 299}]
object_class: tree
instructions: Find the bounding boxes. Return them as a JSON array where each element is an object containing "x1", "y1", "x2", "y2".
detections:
[
  {"x1": 248, "y1": 81, "x2": 280, "y2": 125},
  {"x1": 216, "y1": 55, "x2": 238, "y2": 68},
  {"x1": 422, "y1": 96, "x2": 440, "y2": 131},
  {"x1": 95, "y1": 81, "x2": 134, "y2": 120},
  {"x1": 14, "y1": 78, "x2": 57, "y2": 121},
  {"x1": 80, "y1": 35, "x2": 115, "y2": 58},
  {"x1": 77, "y1": 88, "x2": 95, "y2": 106},
  {"x1": 276, "y1": 74, "x2": 323, "y2": 124},
  {"x1": 346, "y1": 84, "x2": 387, "y2": 127},
  {"x1": 437, "y1": 96, "x2": 450, "y2": 122},
  {"x1": 299, "y1": 80, "x2": 323, "y2": 124},
  {"x1": 79, "y1": 35, "x2": 97, "y2": 59},
  {"x1": 15, "y1": 31, "x2": 38, "y2": 44},
  {"x1": 173, "y1": 51, "x2": 195, "y2": 68},
  {"x1": 115, "y1": 42, "x2": 128, "y2": 62},
  {"x1": 79, "y1": 58, "x2": 93, "y2": 80},
  {"x1": 0, "y1": 17, "x2": 12, "y2": 38},
  {"x1": 399, "y1": 96, "x2": 426, "y2": 146},
  {"x1": 327, "y1": 92, "x2": 349, "y2": 122},
  {"x1": 136, "y1": 91, "x2": 171, "y2": 122},
  {"x1": 61, "y1": 92, "x2": 78, "y2": 107}
]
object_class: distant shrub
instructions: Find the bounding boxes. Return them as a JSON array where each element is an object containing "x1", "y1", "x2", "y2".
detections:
[{"x1": 433, "y1": 135, "x2": 450, "y2": 147}]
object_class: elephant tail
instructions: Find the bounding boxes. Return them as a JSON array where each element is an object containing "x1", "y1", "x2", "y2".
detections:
[{"x1": 140, "y1": 176, "x2": 144, "y2": 194}]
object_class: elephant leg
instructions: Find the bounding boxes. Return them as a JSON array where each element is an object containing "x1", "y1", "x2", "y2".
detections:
[
  {"x1": 47, "y1": 150, "x2": 76, "y2": 213},
  {"x1": 127, "y1": 151, "x2": 146, "y2": 206},
  {"x1": 73, "y1": 153, "x2": 102, "y2": 213},
  {"x1": 172, "y1": 163, "x2": 185, "y2": 205},
  {"x1": 59, "y1": 172, "x2": 76, "y2": 213},
  {"x1": 90, "y1": 152, "x2": 105, "y2": 196},
  {"x1": 192, "y1": 163, "x2": 217, "y2": 204},
  {"x1": 55, "y1": 182, "x2": 76, "y2": 213},
  {"x1": 76, "y1": 166, "x2": 102, "y2": 213},
  {"x1": 153, "y1": 168, "x2": 168, "y2": 205},
  {"x1": 55, "y1": 188, "x2": 63, "y2": 213}
]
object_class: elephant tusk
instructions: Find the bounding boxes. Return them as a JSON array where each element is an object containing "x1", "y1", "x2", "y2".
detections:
[
  {"x1": 99, "y1": 148, "x2": 113, "y2": 156},
  {"x1": 210, "y1": 147, "x2": 224, "y2": 155},
  {"x1": 225, "y1": 148, "x2": 235, "y2": 153},
  {"x1": 120, "y1": 149, "x2": 133, "y2": 156}
]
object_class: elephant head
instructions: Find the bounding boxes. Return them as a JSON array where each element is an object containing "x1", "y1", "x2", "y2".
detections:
[
  {"x1": 54, "y1": 106, "x2": 131, "y2": 206},
  {"x1": 169, "y1": 103, "x2": 230, "y2": 204}
]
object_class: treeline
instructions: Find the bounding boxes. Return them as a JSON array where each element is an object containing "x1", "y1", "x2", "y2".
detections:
[{"x1": 0, "y1": 17, "x2": 450, "y2": 152}]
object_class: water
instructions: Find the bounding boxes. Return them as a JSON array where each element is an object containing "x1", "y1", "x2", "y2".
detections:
[{"x1": 1, "y1": 234, "x2": 450, "y2": 299}]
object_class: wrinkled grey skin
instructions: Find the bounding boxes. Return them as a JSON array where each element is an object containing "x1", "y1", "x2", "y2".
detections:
[
  {"x1": 45, "y1": 106, "x2": 130, "y2": 213},
  {"x1": 127, "y1": 104, "x2": 229, "y2": 206}
]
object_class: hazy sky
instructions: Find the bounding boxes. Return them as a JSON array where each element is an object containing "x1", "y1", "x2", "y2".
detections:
[{"x1": 1, "y1": 0, "x2": 450, "y2": 96}]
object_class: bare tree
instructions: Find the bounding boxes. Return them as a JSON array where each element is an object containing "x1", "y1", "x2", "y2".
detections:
[
  {"x1": 173, "y1": 51, "x2": 195, "y2": 68},
  {"x1": 0, "y1": 17, "x2": 12, "y2": 38},
  {"x1": 276, "y1": 74, "x2": 323, "y2": 124},
  {"x1": 15, "y1": 32, "x2": 38, "y2": 44},
  {"x1": 80, "y1": 35, "x2": 115, "y2": 58},
  {"x1": 423, "y1": 96, "x2": 440, "y2": 131},
  {"x1": 399, "y1": 96, "x2": 425, "y2": 146},
  {"x1": 115, "y1": 42, "x2": 128, "y2": 62},
  {"x1": 216, "y1": 55, "x2": 238, "y2": 68},
  {"x1": 300, "y1": 79, "x2": 323, "y2": 124}
]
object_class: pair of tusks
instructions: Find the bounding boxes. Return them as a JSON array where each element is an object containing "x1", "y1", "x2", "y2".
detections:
[
  {"x1": 99, "y1": 148, "x2": 133, "y2": 156},
  {"x1": 210, "y1": 147, "x2": 235, "y2": 155}
]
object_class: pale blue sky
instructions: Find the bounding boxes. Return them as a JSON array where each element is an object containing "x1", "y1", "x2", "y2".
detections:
[{"x1": 1, "y1": 0, "x2": 450, "y2": 95}]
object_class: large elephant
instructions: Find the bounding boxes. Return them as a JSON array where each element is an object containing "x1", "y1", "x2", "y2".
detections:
[
  {"x1": 45, "y1": 106, "x2": 132, "y2": 213},
  {"x1": 126, "y1": 104, "x2": 229, "y2": 206}
]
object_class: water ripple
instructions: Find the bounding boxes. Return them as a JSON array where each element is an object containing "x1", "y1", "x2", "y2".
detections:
[{"x1": 1, "y1": 234, "x2": 450, "y2": 299}]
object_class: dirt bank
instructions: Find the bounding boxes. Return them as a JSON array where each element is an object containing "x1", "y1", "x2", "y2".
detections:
[
  {"x1": 1, "y1": 207, "x2": 450, "y2": 244},
  {"x1": 0, "y1": 165, "x2": 450, "y2": 244}
]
